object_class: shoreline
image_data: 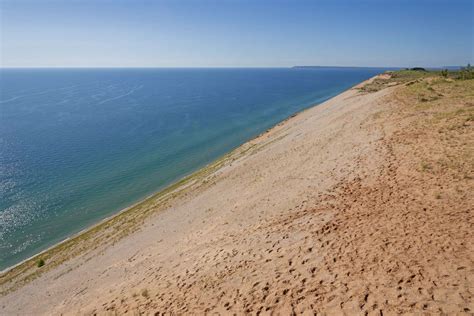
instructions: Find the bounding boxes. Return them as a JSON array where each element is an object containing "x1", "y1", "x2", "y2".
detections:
[
  {"x1": 0, "y1": 102, "x2": 292, "y2": 275},
  {"x1": 0, "y1": 76, "x2": 375, "y2": 284}
]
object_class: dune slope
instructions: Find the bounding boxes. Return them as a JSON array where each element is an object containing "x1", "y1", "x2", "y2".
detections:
[{"x1": 1, "y1": 74, "x2": 473, "y2": 315}]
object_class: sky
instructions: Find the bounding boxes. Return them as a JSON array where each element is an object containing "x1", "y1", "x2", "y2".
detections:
[{"x1": 0, "y1": 0, "x2": 472, "y2": 68}]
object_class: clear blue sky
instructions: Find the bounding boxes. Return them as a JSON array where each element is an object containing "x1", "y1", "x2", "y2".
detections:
[{"x1": 1, "y1": 0, "x2": 472, "y2": 67}]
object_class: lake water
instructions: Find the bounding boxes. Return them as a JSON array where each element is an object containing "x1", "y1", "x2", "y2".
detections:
[{"x1": 0, "y1": 67, "x2": 386, "y2": 269}]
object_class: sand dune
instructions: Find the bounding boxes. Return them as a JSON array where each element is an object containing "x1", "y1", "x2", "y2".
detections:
[{"x1": 1, "y1": 74, "x2": 473, "y2": 315}]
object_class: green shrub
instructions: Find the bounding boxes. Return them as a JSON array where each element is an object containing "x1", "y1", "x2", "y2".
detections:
[
  {"x1": 37, "y1": 259, "x2": 45, "y2": 268},
  {"x1": 458, "y1": 64, "x2": 474, "y2": 80}
]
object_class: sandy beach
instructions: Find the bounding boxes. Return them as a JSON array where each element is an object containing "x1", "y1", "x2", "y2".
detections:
[{"x1": 1, "y1": 73, "x2": 473, "y2": 314}]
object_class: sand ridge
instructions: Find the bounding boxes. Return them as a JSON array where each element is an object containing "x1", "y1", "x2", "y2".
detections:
[{"x1": 1, "y1": 75, "x2": 473, "y2": 315}]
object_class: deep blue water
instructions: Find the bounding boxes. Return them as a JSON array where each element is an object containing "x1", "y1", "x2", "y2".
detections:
[{"x1": 0, "y1": 67, "x2": 385, "y2": 269}]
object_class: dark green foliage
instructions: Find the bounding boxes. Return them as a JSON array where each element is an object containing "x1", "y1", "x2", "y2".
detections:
[
  {"x1": 410, "y1": 67, "x2": 426, "y2": 71},
  {"x1": 37, "y1": 259, "x2": 45, "y2": 268},
  {"x1": 458, "y1": 64, "x2": 474, "y2": 80},
  {"x1": 441, "y1": 69, "x2": 448, "y2": 78}
]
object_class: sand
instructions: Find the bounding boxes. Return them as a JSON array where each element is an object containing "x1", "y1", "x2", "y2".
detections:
[{"x1": 1, "y1": 74, "x2": 473, "y2": 315}]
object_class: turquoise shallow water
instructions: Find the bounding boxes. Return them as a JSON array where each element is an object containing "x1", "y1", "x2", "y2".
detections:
[{"x1": 0, "y1": 67, "x2": 386, "y2": 270}]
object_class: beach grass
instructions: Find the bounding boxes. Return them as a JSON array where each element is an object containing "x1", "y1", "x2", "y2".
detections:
[
  {"x1": 358, "y1": 67, "x2": 473, "y2": 93},
  {"x1": 386, "y1": 70, "x2": 474, "y2": 178}
]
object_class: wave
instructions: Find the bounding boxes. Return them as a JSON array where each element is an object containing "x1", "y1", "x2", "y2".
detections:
[{"x1": 97, "y1": 85, "x2": 144, "y2": 105}]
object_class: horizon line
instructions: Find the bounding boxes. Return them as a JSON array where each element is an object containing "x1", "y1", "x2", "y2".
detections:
[{"x1": 0, "y1": 65, "x2": 463, "y2": 70}]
